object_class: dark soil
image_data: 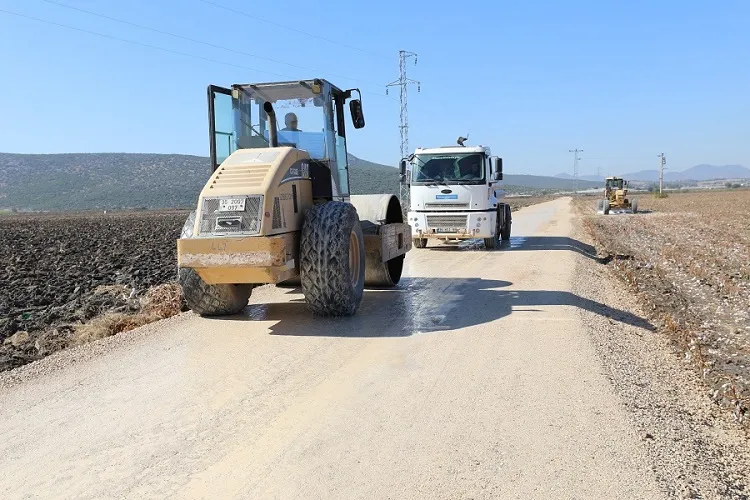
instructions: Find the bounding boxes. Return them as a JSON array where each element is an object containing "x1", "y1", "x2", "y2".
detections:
[{"x1": 0, "y1": 210, "x2": 190, "y2": 371}]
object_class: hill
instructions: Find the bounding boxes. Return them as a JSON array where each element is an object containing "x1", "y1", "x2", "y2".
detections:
[
  {"x1": 0, "y1": 152, "x2": 589, "y2": 211},
  {"x1": 505, "y1": 174, "x2": 599, "y2": 190},
  {"x1": 555, "y1": 173, "x2": 606, "y2": 183},
  {"x1": 556, "y1": 164, "x2": 750, "y2": 183}
]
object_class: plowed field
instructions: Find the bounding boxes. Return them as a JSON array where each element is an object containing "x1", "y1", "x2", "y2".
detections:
[{"x1": 0, "y1": 210, "x2": 190, "y2": 370}]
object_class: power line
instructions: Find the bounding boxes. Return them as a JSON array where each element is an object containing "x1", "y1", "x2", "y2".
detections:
[
  {"x1": 0, "y1": 8, "x2": 284, "y2": 77},
  {"x1": 198, "y1": 0, "x2": 390, "y2": 60},
  {"x1": 36, "y1": 0, "x2": 387, "y2": 90},
  {"x1": 0, "y1": 8, "x2": 394, "y2": 102}
]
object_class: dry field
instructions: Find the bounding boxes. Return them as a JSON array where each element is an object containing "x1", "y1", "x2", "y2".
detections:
[
  {"x1": 0, "y1": 210, "x2": 189, "y2": 371},
  {"x1": 575, "y1": 190, "x2": 750, "y2": 425}
]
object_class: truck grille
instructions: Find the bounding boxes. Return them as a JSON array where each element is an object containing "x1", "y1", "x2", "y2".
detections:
[
  {"x1": 424, "y1": 203, "x2": 470, "y2": 209},
  {"x1": 198, "y1": 195, "x2": 263, "y2": 236},
  {"x1": 426, "y1": 214, "x2": 468, "y2": 229}
]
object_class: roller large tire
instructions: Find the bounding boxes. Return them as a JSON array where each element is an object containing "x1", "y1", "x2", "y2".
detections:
[
  {"x1": 603, "y1": 199, "x2": 611, "y2": 215},
  {"x1": 300, "y1": 202, "x2": 366, "y2": 317},
  {"x1": 413, "y1": 238, "x2": 428, "y2": 248},
  {"x1": 631, "y1": 198, "x2": 639, "y2": 213},
  {"x1": 177, "y1": 211, "x2": 253, "y2": 316},
  {"x1": 501, "y1": 204, "x2": 512, "y2": 241}
]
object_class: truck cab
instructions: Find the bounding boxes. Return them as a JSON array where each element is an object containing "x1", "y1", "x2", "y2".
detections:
[{"x1": 402, "y1": 144, "x2": 511, "y2": 249}]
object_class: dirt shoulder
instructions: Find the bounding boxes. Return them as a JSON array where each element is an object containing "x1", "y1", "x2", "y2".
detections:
[
  {"x1": 574, "y1": 191, "x2": 749, "y2": 426},
  {"x1": 570, "y1": 196, "x2": 750, "y2": 498}
]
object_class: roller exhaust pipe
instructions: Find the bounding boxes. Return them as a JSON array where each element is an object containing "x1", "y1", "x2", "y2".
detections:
[{"x1": 263, "y1": 101, "x2": 279, "y2": 147}]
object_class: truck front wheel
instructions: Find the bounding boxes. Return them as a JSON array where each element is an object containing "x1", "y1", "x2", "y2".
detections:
[
  {"x1": 484, "y1": 213, "x2": 500, "y2": 249},
  {"x1": 500, "y1": 204, "x2": 512, "y2": 241}
]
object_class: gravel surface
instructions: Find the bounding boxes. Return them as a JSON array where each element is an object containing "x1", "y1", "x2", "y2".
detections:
[
  {"x1": 571, "y1": 214, "x2": 750, "y2": 499},
  {"x1": 0, "y1": 199, "x2": 666, "y2": 499},
  {"x1": 1, "y1": 198, "x2": 748, "y2": 499}
]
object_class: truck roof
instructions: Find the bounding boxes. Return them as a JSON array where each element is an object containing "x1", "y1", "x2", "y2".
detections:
[{"x1": 414, "y1": 146, "x2": 490, "y2": 155}]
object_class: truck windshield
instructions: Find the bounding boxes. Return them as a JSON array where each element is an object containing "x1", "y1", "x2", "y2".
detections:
[{"x1": 412, "y1": 153, "x2": 486, "y2": 184}]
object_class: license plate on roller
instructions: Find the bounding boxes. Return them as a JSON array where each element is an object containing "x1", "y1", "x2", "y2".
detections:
[
  {"x1": 219, "y1": 198, "x2": 246, "y2": 212},
  {"x1": 436, "y1": 228, "x2": 457, "y2": 233}
]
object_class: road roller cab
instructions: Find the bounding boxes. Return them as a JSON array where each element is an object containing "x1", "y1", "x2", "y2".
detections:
[{"x1": 177, "y1": 78, "x2": 412, "y2": 317}]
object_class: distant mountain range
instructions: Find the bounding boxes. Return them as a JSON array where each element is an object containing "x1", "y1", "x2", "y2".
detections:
[
  {"x1": 0, "y1": 152, "x2": 598, "y2": 212},
  {"x1": 556, "y1": 164, "x2": 750, "y2": 183}
]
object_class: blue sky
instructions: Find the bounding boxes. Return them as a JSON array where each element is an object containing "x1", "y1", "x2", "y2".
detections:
[{"x1": 0, "y1": 0, "x2": 748, "y2": 176}]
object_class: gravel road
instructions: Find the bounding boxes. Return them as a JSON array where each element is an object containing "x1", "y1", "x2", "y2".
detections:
[{"x1": 1, "y1": 198, "x2": 748, "y2": 499}]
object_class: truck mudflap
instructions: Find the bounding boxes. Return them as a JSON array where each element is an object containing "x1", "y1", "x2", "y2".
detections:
[{"x1": 177, "y1": 231, "x2": 299, "y2": 285}]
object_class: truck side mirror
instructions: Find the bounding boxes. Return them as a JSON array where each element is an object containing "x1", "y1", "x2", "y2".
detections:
[
  {"x1": 399, "y1": 159, "x2": 407, "y2": 183},
  {"x1": 349, "y1": 99, "x2": 365, "y2": 129},
  {"x1": 493, "y1": 157, "x2": 503, "y2": 181}
]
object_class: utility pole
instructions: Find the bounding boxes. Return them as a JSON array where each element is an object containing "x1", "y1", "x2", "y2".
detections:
[
  {"x1": 569, "y1": 149, "x2": 583, "y2": 195},
  {"x1": 658, "y1": 153, "x2": 667, "y2": 194},
  {"x1": 387, "y1": 50, "x2": 420, "y2": 213}
]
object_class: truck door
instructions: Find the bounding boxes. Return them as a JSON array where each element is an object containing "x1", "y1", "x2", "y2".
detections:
[{"x1": 207, "y1": 85, "x2": 235, "y2": 172}]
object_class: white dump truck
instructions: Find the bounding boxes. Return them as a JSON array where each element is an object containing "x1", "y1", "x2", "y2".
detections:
[{"x1": 400, "y1": 140, "x2": 511, "y2": 249}]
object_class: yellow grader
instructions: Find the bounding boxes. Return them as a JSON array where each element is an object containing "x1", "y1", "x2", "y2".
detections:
[
  {"x1": 176, "y1": 79, "x2": 411, "y2": 317},
  {"x1": 596, "y1": 176, "x2": 638, "y2": 215}
]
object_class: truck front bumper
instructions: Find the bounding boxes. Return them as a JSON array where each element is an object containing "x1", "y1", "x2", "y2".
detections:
[{"x1": 407, "y1": 211, "x2": 496, "y2": 239}]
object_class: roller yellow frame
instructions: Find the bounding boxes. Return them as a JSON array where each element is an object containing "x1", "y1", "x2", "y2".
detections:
[{"x1": 176, "y1": 79, "x2": 411, "y2": 317}]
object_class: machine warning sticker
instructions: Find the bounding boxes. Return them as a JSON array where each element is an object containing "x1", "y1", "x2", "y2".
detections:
[{"x1": 435, "y1": 194, "x2": 459, "y2": 200}]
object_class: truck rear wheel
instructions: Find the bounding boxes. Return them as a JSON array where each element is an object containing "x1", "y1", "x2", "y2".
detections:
[
  {"x1": 177, "y1": 211, "x2": 253, "y2": 316},
  {"x1": 300, "y1": 202, "x2": 366, "y2": 316}
]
